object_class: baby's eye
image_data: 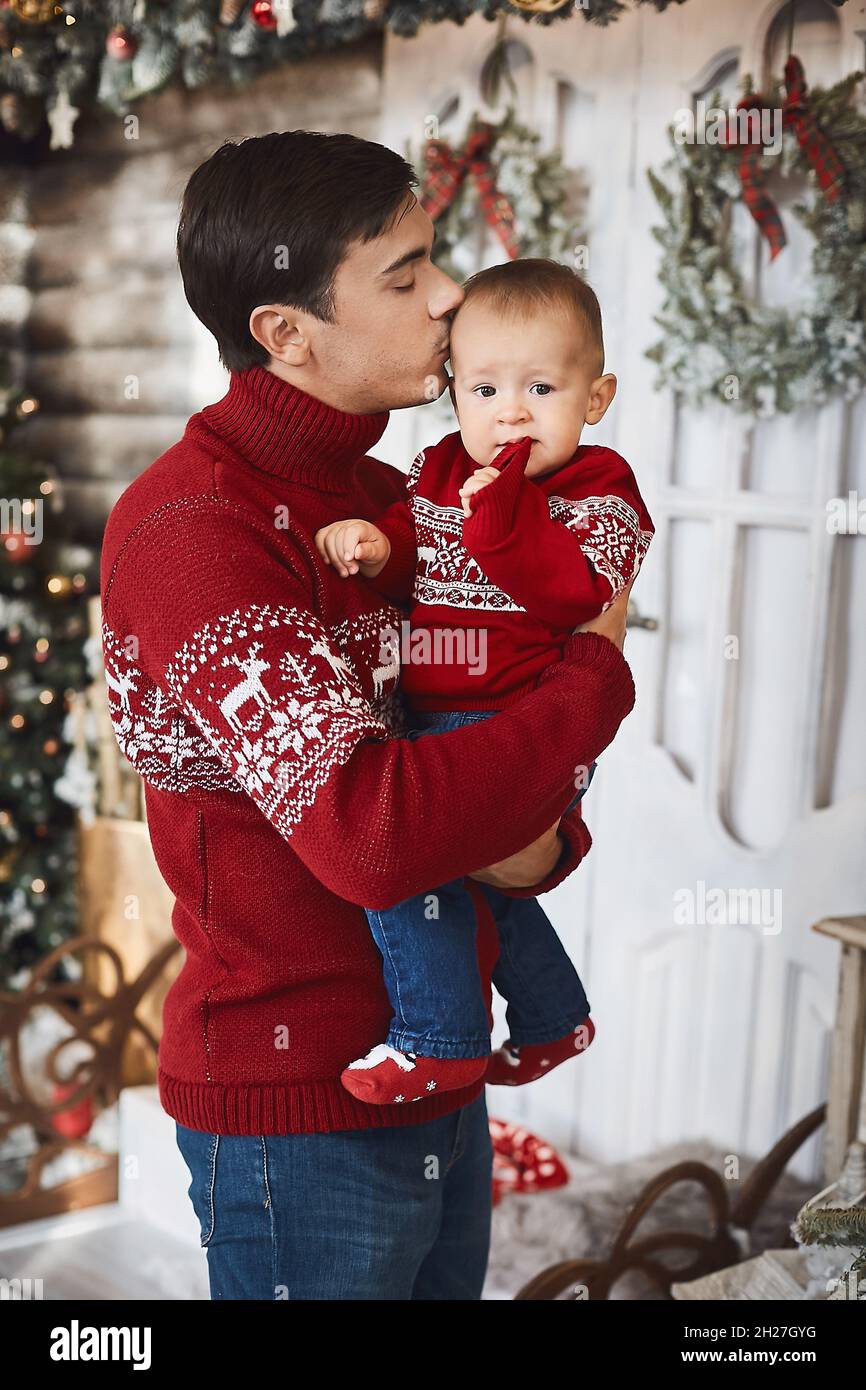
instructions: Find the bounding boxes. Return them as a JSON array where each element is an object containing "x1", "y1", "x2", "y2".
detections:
[
  {"x1": 529, "y1": 383, "x2": 553, "y2": 395},
  {"x1": 473, "y1": 385, "x2": 496, "y2": 398}
]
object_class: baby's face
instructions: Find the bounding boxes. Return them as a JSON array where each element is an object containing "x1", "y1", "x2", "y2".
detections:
[{"x1": 449, "y1": 302, "x2": 600, "y2": 476}]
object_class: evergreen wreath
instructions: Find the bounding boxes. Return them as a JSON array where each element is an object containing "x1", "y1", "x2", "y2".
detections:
[{"x1": 646, "y1": 68, "x2": 866, "y2": 418}]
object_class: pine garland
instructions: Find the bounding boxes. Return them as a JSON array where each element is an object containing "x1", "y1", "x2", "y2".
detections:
[
  {"x1": 645, "y1": 69, "x2": 866, "y2": 417},
  {"x1": 795, "y1": 1203, "x2": 866, "y2": 1247},
  {"x1": 0, "y1": 0, "x2": 706, "y2": 146},
  {"x1": 386, "y1": 0, "x2": 690, "y2": 35}
]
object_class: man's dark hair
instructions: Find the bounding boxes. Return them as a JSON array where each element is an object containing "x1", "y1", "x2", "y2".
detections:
[{"x1": 176, "y1": 130, "x2": 419, "y2": 374}]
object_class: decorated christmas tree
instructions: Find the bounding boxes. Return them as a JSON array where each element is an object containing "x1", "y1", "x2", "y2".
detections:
[{"x1": 0, "y1": 357, "x2": 98, "y2": 992}]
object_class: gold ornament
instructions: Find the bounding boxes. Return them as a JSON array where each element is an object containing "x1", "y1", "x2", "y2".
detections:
[
  {"x1": 219, "y1": 0, "x2": 247, "y2": 24},
  {"x1": 10, "y1": 0, "x2": 58, "y2": 22},
  {"x1": 0, "y1": 91, "x2": 22, "y2": 133},
  {"x1": 507, "y1": 0, "x2": 572, "y2": 13}
]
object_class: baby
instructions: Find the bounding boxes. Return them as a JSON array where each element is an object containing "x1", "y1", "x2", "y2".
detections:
[{"x1": 315, "y1": 258, "x2": 654, "y2": 1106}]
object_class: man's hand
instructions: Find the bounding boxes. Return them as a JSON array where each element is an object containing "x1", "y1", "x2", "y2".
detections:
[
  {"x1": 576, "y1": 576, "x2": 634, "y2": 651},
  {"x1": 469, "y1": 818, "x2": 563, "y2": 890},
  {"x1": 314, "y1": 519, "x2": 391, "y2": 578}
]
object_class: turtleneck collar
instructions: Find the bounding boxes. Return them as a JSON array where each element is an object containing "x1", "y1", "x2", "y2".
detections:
[{"x1": 188, "y1": 364, "x2": 390, "y2": 491}]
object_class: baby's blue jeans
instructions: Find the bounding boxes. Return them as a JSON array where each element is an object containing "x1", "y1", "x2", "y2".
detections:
[{"x1": 364, "y1": 707, "x2": 597, "y2": 1059}]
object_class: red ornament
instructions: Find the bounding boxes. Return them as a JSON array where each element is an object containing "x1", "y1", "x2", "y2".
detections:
[
  {"x1": 250, "y1": 1, "x2": 277, "y2": 30},
  {"x1": 1, "y1": 530, "x2": 31, "y2": 563},
  {"x1": 49, "y1": 1082, "x2": 94, "y2": 1141},
  {"x1": 106, "y1": 25, "x2": 138, "y2": 61}
]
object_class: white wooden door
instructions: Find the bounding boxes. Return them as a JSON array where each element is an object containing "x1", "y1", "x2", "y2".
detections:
[{"x1": 378, "y1": 0, "x2": 866, "y2": 1180}]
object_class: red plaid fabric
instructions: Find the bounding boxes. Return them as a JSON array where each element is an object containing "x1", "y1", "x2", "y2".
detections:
[
  {"x1": 722, "y1": 53, "x2": 847, "y2": 261},
  {"x1": 420, "y1": 122, "x2": 520, "y2": 259},
  {"x1": 783, "y1": 54, "x2": 846, "y2": 202},
  {"x1": 721, "y1": 95, "x2": 788, "y2": 260}
]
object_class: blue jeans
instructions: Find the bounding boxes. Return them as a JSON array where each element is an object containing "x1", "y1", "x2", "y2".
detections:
[
  {"x1": 174, "y1": 1089, "x2": 493, "y2": 1299},
  {"x1": 364, "y1": 708, "x2": 597, "y2": 1060}
]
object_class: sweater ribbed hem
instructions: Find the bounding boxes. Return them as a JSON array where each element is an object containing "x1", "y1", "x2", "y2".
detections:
[
  {"x1": 158, "y1": 1067, "x2": 486, "y2": 1136},
  {"x1": 466, "y1": 435, "x2": 530, "y2": 537}
]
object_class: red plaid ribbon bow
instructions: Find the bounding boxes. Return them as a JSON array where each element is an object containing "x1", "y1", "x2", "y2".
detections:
[
  {"x1": 722, "y1": 54, "x2": 846, "y2": 260},
  {"x1": 420, "y1": 122, "x2": 520, "y2": 259}
]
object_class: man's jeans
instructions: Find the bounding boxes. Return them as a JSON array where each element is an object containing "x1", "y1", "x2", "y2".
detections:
[
  {"x1": 364, "y1": 707, "x2": 596, "y2": 1060},
  {"x1": 175, "y1": 1088, "x2": 493, "y2": 1299}
]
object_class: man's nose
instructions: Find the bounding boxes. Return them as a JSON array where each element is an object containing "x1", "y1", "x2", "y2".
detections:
[{"x1": 430, "y1": 269, "x2": 464, "y2": 320}]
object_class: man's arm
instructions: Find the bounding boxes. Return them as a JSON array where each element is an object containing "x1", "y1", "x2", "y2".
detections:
[
  {"x1": 470, "y1": 576, "x2": 634, "y2": 896},
  {"x1": 103, "y1": 497, "x2": 635, "y2": 912},
  {"x1": 472, "y1": 804, "x2": 590, "y2": 896}
]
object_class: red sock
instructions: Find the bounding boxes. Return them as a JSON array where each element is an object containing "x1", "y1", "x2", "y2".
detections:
[
  {"x1": 341, "y1": 1043, "x2": 488, "y2": 1105},
  {"x1": 486, "y1": 1017, "x2": 596, "y2": 1086}
]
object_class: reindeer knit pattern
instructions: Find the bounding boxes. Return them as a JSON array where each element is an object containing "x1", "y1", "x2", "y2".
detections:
[{"x1": 99, "y1": 365, "x2": 636, "y2": 1135}]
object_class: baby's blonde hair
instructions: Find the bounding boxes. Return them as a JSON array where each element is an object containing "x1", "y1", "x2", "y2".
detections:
[{"x1": 458, "y1": 257, "x2": 604, "y2": 378}]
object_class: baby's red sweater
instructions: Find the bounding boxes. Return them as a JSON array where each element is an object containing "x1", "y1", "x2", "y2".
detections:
[{"x1": 370, "y1": 431, "x2": 655, "y2": 711}]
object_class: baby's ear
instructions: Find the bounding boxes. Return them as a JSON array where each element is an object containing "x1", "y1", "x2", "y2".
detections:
[{"x1": 586, "y1": 373, "x2": 617, "y2": 425}]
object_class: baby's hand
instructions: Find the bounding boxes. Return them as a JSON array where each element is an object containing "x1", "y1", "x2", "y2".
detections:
[
  {"x1": 314, "y1": 519, "x2": 391, "y2": 578},
  {"x1": 458, "y1": 466, "x2": 501, "y2": 519}
]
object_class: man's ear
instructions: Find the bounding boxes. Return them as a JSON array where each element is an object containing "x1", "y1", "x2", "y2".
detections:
[
  {"x1": 585, "y1": 372, "x2": 617, "y2": 425},
  {"x1": 249, "y1": 304, "x2": 310, "y2": 367}
]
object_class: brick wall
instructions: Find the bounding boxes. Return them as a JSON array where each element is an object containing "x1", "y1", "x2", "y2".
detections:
[{"x1": 15, "y1": 35, "x2": 384, "y2": 543}]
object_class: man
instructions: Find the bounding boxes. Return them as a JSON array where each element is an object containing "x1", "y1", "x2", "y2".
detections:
[{"x1": 100, "y1": 130, "x2": 635, "y2": 1300}]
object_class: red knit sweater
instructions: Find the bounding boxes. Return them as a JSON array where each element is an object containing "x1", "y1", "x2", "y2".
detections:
[
  {"x1": 370, "y1": 431, "x2": 655, "y2": 711},
  {"x1": 99, "y1": 365, "x2": 636, "y2": 1135}
]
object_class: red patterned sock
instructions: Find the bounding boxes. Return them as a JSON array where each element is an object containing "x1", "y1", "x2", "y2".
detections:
[
  {"x1": 341, "y1": 1043, "x2": 488, "y2": 1105},
  {"x1": 486, "y1": 1017, "x2": 596, "y2": 1086}
]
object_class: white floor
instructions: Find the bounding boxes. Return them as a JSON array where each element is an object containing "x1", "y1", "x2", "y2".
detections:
[{"x1": 0, "y1": 1087, "x2": 818, "y2": 1300}]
